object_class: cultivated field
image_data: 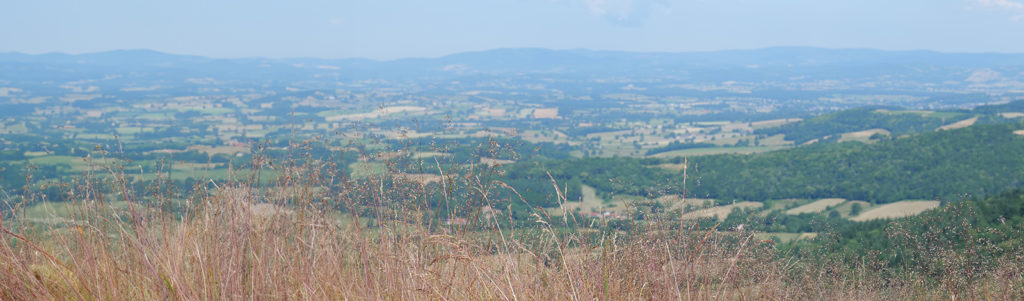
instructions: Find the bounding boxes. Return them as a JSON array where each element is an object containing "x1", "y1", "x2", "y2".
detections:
[
  {"x1": 482, "y1": 107, "x2": 506, "y2": 117},
  {"x1": 850, "y1": 200, "x2": 941, "y2": 221},
  {"x1": 349, "y1": 162, "x2": 386, "y2": 178},
  {"x1": 394, "y1": 173, "x2": 443, "y2": 185},
  {"x1": 187, "y1": 145, "x2": 250, "y2": 156},
  {"x1": 550, "y1": 184, "x2": 616, "y2": 215},
  {"x1": 875, "y1": 109, "x2": 933, "y2": 116},
  {"x1": 753, "y1": 232, "x2": 818, "y2": 243},
  {"x1": 757, "y1": 134, "x2": 793, "y2": 146},
  {"x1": 750, "y1": 118, "x2": 802, "y2": 129},
  {"x1": 480, "y1": 157, "x2": 515, "y2": 166},
  {"x1": 532, "y1": 108, "x2": 559, "y2": 119},
  {"x1": 759, "y1": 199, "x2": 805, "y2": 214},
  {"x1": 839, "y1": 129, "x2": 889, "y2": 143},
  {"x1": 411, "y1": 151, "x2": 451, "y2": 159},
  {"x1": 785, "y1": 198, "x2": 846, "y2": 215},
  {"x1": 937, "y1": 117, "x2": 978, "y2": 131},
  {"x1": 323, "y1": 106, "x2": 428, "y2": 121},
  {"x1": 657, "y1": 195, "x2": 714, "y2": 211},
  {"x1": 680, "y1": 201, "x2": 763, "y2": 220},
  {"x1": 999, "y1": 112, "x2": 1024, "y2": 118},
  {"x1": 834, "y1": 200, "x2": 873, "y2": 218}
]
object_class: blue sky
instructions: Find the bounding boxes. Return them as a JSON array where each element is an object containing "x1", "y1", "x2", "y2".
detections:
[{"x1": 1, "y1": 0, "x2": 1022, "y2": 60}]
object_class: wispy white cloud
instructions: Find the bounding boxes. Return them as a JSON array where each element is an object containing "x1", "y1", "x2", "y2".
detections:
[
  {"x1": 972, "y1": 0, "x2": 1024, "y2": 9},
  {"x1": 580, "y1": 0, "x2": 669, "y2": 26},
  {"x1": 966, "y1": 0, "x2": 1024, "y2": 21}
]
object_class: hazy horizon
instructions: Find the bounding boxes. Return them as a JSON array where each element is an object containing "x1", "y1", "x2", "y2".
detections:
[
  {"x1": 3, "y1": 0, "x2": 1023, "y2": 60},
  {"x1": 7, "y1": 45, "x2": 1024, "y2": 62}
]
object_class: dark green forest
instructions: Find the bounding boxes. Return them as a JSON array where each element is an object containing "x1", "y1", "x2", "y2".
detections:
[
  {"x1": 507, "y1": 121, "x2": 1024, "y2": 208},
  {"x1": 685, "y1": 122, "x2": 1024, "y2": 203},
  {"x1": 755, "y1": 107, "x2": 964, "y2": 144}
]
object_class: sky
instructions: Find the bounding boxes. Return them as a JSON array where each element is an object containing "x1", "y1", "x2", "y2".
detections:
[{"x1": 1, "y1": 0, "x2": 1023, "y2": 60}]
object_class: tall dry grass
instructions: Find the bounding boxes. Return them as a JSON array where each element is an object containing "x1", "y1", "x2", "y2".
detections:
[{"x1": 0, "y1": 139, "x2": 1021, "y2": 300}]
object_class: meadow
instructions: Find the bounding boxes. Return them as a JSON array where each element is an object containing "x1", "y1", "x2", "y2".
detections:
[{"x1": 2, "y1": 141, "x2": 1022, "y2": 300}]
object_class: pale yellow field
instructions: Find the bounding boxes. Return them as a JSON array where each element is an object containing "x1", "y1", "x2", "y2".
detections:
[
  {"x1": 483, "y1": 108, "x2": 506, "y2": 117},
  {"x1": 533, "y1": 108, "x2": 559, "y2": 119},
  {"x1": 394, "y1": 173, "x2": 443, "y2": 185},
  {"x1": 379, "y1": 130, "x2": 433, "y2": 139},
  {"x1": 656, "y1": 163, "x2": 687, "y2": 171},
  {"x1": 875, "y1": 109, "x2": 933, "y2": 116},
  {"x1": 785, "y1": 198, "x2": 846, "y2": 215},
  {"x1": 187, "y1": 145, "x2": 250, "y2": 156},
  {"x1": 172, "y1": 162, "x2": 221, "y2": 170},
  {"x1": 999, "y1": 112, "x2": 1024, "y2": 118},
  {"x1": 695, "y1": 121, "x2": 730, "y2": 126},
  {"x1": 550, "y1": 185, "x2": 613, "y2": 215},
  {"x1": 680, "y1": 201, "x2": 763, "y2": 220},
  {"x1": 937, "y1": 117, "x2": 978, "y2": 131},
  {"x1": 839, "y1": 129, "x2": 889, "y2": 143},
  {"x1": 750, "y1": 118, "x2": 802, "y2": 129},
  {"x1": 480, "y1": 157, "x2": 515, "y2": 166},
  {"x1": 850, "y1": 200, "x2": 940, "y2": 221},
  {"x1": 325, "y1": 106, "x2": 427, "y2": 121},
  {"x1": 411, "y1": 152, "x2": 451, "y2": 159},
  {"x1": 380, "y1": 106, "x2": 426, "y2": 114},
  {"x1": 1014, "y1": 130, "x2": 1024, "y2": 136}
]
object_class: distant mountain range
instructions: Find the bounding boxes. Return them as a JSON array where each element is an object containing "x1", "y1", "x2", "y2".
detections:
[{"x1": 2, "y1": 47, "x2": 1024, "y2": 85}]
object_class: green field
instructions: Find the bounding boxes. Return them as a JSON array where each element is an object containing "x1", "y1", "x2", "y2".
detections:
[
  {"x1": 349, "y1": 162, "x2": 387, "y2": 179},
  {"x1": 27, "y1": 155, "x2": 92, "y2": 173},
  {"x1": 762, "y1": 198, "x2": 807, "y2": 212}
]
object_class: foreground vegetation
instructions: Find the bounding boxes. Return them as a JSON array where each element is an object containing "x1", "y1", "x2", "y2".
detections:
[
  {"x1": 1, "y1": 143, "x2": 1022, "y2": 299},
  {"x1": 3, "y1": 48, "x2": 1024, "y2": 298}
]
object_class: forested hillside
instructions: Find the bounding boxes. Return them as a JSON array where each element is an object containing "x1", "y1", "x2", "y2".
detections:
[
  {"x1": 755, "y1": 107, "x2": 961, "y2": 144},
  {"x1": 509, "y1": 122, "x2": 1024, "y2": 208},
  {"x1": 686, "y1": 122, "x2": 1024, "y2": 203}
]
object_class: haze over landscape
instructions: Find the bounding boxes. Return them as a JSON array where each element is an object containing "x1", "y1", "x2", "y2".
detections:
[
  {"x1": 2, "y1": 1, "x2": 1024, "y2": 300},
  {"x1": 3, "y1": 0, "x2": 1024, "y2": 59}
]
